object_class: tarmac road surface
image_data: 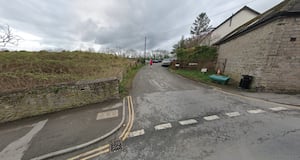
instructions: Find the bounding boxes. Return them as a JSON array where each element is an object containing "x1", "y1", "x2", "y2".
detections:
[{"x1": 96, "y1": 63, "x2": 300, "y2": 160}]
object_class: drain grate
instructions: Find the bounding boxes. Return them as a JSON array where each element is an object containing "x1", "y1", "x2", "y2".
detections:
[{"x1": 110, "y1": 140, "x2": 123, "y2": 152}]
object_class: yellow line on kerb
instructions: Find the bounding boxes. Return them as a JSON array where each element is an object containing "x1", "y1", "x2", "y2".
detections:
[
  {"x1": 67, "y1": 144, "x2": 110, "y2": 160},
  {"x1": 81, "y1": 148, "x2": 110, "y2": 160},
  {"x1": 119, "y1": 96, "x2": 132, "y2": 139},
  {"x1": 67, "y1": 96, "x2": 135, "y2": 160},
  {"x1": 122, "y1": 96, "x2": 135, "y2": 141}
]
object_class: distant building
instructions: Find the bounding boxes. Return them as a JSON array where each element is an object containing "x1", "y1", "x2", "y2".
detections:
[{"x1": 215, "y1": 0, "x2": 300, "y2": 93}]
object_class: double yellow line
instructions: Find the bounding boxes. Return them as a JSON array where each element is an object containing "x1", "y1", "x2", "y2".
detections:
[
  {"x1": 67, "y1": 144, "x2": 110, "y2": 160},
  {"x1": 67, "y1": 96, "x2": 134, "y2": 160},
  {"x1": 119, "y1": 96, "x2": 135, "y2": 141}
]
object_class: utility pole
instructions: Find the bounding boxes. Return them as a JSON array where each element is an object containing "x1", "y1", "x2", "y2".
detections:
[{"x1": 144, "y1": 36, "x2": 147, "y2": 59}]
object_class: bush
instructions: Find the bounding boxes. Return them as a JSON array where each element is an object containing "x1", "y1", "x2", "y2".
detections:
[{"x1": 176, "y1": 45, "x2": 217, "y2": 62}]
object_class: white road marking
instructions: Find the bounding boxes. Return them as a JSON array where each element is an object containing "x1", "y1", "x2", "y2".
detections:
[
  {"x1": 179, "y1": 119, "x2": 198, "y2": 125},
  {"x1": 225, "y1": 112, "x2": 241, "y2": 117},
  {"x1": 247, "y1": 109, "x2": 265, "y2": 114},
  {"x1": 96, "y1": 110, "x2": 119, "y2": 120},
  {"x1": 129, "y1": 129, "x2": 145, "y2": 138},
  {"x1": 203, "y1": 115, "x2": 220, "y2": 121},
  {"x1": 154, "y1": 123, "x2": 172, "y2": 130},
  {"x1": 269, "y1": 107, "x2": 289, "y2": 111},
  {"x1": 0, "y1": 119, "x2": 48, "y2": 160},
  {"x1": 149, "y1": 80, "x2": 165, "y2": 91},
  {"x1": 102, "y1": 103, "x2": 122, "y2": 111}
]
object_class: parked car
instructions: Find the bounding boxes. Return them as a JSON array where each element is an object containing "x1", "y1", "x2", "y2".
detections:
[
  {"x1": 153, "y1": 59, "x2": 159, "y2": 63},
  {"x1": 161, "y1": 59, "x2": 171, "y2": 67}
]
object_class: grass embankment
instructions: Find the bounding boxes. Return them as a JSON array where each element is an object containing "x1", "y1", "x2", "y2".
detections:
[
  {"x1": 172, "y1": 69, "x2": 215, "y2": 84},
  {"x1": 0, "y1": 51, "x2": 137, "y2": 92},
  {"x1": 119, "y1": 64, "x2": 143, "y2": 96}
]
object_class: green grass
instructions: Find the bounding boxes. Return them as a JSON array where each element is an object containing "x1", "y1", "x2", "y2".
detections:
[
  {"x1": 0, "y1": 51, "x2": 135, "y2": 92},
  {"x1": 119, "y1": 64, "x2": 144, "y2": 96},
  {"x1": 172, "y1": 69, "x2": 215, "y2": 84}
]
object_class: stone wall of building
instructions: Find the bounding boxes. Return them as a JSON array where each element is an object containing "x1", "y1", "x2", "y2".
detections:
[
  {"x1": 217, "y1": 17, "x2": 300, "y2": 93},
  {"x1": 0, "y1": 78, "x2": 119, "y2": 123}
]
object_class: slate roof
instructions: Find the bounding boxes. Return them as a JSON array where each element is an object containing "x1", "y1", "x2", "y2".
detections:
[{"x1": 215, "y1": 0, "x2": 300, "y2": 45}]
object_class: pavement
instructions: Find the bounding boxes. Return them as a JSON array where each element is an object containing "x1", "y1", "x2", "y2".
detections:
[
  {"x1": 0, "y1": 63, "x2": 299, "y2": 160},
  {"x1": 0, "y1": 99, "x2": 125, "y2": 160},
  {"x1": 208, "y1": 82, "x2": 300, "y2": 107},
  {"x1": 172, "y1": 70, "x2": 300, "y2": 107}
]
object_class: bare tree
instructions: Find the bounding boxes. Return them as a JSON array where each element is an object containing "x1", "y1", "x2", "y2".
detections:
[{"x1": 0, "y1": 24, "x2": 21, "y2": 47}]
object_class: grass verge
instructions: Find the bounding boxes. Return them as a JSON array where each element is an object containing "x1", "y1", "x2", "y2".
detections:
[
  {"x1": 171, "y1": 69, "x2": 215, "y2": 84},
  {"x1": 171, "y1": 69, "x2": 247, "y2": 92},
  {"x1": 119, "y1": 64, "x2": 144, "y2": 96}
]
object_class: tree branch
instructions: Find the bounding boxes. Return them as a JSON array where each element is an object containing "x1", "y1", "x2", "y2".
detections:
[{"x1": 0, "y1": 24, "x2": 22, "y2": 47}]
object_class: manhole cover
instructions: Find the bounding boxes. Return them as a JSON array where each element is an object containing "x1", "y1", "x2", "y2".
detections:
[{"x1": 110, "y1": 140, "x2": 123, "y2": 152}]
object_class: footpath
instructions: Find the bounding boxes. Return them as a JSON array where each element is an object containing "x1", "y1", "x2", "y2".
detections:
[
  {"x1": 0, "y1": 99, "x2": 125, "y2": 160},
  {"x1": 211, "y1": 85, "x2": 300, "y2": 107}
]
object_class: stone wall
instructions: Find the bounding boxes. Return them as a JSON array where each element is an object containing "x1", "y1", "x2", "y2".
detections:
[
  {"x1": 0, "y1": 78, "x2": 119, "y2": 123},
  {"x1": 217, "y1": 17, "x2": 300, "y2": 93}
]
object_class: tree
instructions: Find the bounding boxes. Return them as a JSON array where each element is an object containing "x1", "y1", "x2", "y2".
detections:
[
  {"x1": 178, "y1": 35, "x2": 186, "y2": 49},
  {"x1": 0, "y1": 24, "x2": 21, "y2": 47},
  {"x1": 172, "y1": 35, "x2": 186, "y2": 53},
  {"x1": 190, "y1": 13, "x2": 211, "y2": 36}
]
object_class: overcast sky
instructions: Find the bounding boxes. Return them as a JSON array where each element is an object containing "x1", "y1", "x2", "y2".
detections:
[{"x1": 0, "y1": 0, "x2": 283, "y2": 51}]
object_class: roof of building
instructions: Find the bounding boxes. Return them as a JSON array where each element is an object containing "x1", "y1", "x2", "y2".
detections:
[
  {"x1": 215, "y1": 0, "x2": 300, "y2": 45},
  {"x1": 213, "y1": 6, "x2": 260, "y2": 31}
]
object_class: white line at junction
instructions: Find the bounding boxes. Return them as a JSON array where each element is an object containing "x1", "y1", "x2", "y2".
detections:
[
  {"x1": 203, "y1": 115, "x2": 220, "y2": 121},
  {"x1": 247, "y1": 109, "x2": 265, "y2": 114},
  {"x1": 179, "y1": 119, "x2": 198, "y2": 125},
  {"x1": 129, "y1": 129, "x2": 145, "y2": 138},
  {"x1": 269, "y1": 107, "x2": 288, "y2": 111},
  {"x1": 225, "y1": 112, "x2": 240, "y2": 117},
  {"x1": 154, "y1": 123, "x2": 172, "y2": 130}
]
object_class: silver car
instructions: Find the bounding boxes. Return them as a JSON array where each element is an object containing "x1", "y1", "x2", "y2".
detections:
[{"x1": 161, "y1": 59, "x2": 171, "y2": 67}]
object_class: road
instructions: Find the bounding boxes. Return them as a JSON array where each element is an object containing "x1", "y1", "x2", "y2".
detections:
[{"x1": 96, "y1": 63, "x2": 300, "y2": 160}]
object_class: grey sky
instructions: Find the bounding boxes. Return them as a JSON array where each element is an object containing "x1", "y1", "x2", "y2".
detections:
[{"x1": 0, "y1": 0, "x2": 283, "y2": 51}]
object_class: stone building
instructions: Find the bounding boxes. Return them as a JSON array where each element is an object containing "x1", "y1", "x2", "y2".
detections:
[{"x1": 215, "y1": 0, "x2": 300, "y2": 93}]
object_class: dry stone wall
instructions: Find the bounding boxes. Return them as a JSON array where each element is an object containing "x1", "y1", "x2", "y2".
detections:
[{"x1": 0, "y1": 78, "x2": 119, "y2": 123}]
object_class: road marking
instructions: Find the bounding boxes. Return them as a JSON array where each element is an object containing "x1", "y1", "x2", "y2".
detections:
[
  {"x1": 247, "y1": 109, "x2": 265, "y2": 114},
  {"x1": 0, "y1": 119, "x2": 48, "y2": 160},
  {"x1": 225, "y1": 112, "x2": 240, "y2": 117},
  {"x1": 154, "y1": 123, "x2": 172, "y2": 130},
  {"x1": 96, "y1": 110, "x2": 119, "y2": 120},
  {"x1": 102, "y1": 102, "x2": 122, "y2": 111},
  {"x1": 129, "y1": 129, "x2": 145, "y2": 138},
  {"x1": 179, "y1": 119, "x2": 198, "y2": 125},
  {"x1": 67, "y1": 144, "x2": 110, "y2": 160},
  {"x1": 269, "y1": 107, "x2": 289, "y2": 111},
  {"x1": 81, "y1": 148, "x2": 110, "y2": 160},
  {"x1": 120, "y1": 96, "x2": 135, "y2": 141},
  {"x1": 203, "y1": 115, "x2": 220, "y2": 121}
]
